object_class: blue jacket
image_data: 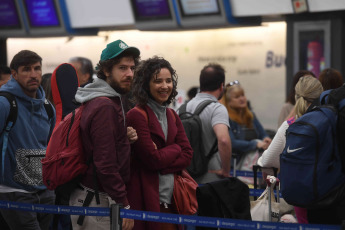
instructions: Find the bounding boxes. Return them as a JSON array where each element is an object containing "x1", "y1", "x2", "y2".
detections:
[
  {"x1": 0, "y1": 77, "x2": 56, "y2": 191},
  {"x1": 229, "y1": 113, "x2": 268, "y2": 157}
]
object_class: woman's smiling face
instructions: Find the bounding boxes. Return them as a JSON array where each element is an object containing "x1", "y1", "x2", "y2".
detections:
[{"x1": 149, "y1": 68, "x2": 173, "y2": 105}]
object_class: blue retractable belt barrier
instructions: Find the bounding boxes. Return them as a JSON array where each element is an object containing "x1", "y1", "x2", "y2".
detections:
[
  {"x1": 0, "y1": 200, "x2": 341, "y2": 230},
  {"x1": 230, "y1": 170, "x2": 263, "y2": 178}
]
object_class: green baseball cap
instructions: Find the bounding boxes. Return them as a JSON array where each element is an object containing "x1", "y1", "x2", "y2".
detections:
[{"x1": 100, "y1": 40, "x2": 140, "y2": 61}]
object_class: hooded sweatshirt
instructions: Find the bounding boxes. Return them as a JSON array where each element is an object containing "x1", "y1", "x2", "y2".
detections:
[
  {"x1": 74, "y1": 78, "x2": 131, "y2": 206},
  {"x1": 0, "y1": 77, "x2": 56, "y2": 191},
  {"x1": 75, "y1": 78, "x2": 125, "y2": 124}
]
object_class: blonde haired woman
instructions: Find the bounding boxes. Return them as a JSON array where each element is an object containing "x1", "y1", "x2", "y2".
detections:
[
  {"x1": 258, "y1": 75, "x2": 323, "y2": 223},
  {"x1": 220, "y1": 81, "x2": 271, "y2": 175}
]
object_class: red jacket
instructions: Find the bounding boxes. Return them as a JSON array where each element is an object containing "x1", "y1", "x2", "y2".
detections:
[
  {"x1": 126, "y1": 105, "x2": 193, "y2": 230},
  {"x1": 80, "y1": 97, "x2": 131, "y2": 206}
]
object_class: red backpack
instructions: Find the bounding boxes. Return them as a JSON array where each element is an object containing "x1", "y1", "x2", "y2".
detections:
[{"x1": 42, "y1": 105, "x2": 87, "y2": 190}]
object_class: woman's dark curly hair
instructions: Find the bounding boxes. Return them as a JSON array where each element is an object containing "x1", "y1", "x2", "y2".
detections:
[{"x1": 132, "y1": 56, "x2": 178, "y2": 106}]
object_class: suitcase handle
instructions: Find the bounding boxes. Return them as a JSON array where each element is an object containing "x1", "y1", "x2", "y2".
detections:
[
  {"x1": 265, "y1": 176, "x2": 280, "y2": 222},
  {"x1": 265, "y1": 176, "x2": 280, "y2": 187},
  {"x1": 253, "y1": 165, "x2": 278, "y2": 200}
]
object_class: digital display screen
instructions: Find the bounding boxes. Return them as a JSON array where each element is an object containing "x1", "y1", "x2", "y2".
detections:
[
  {"x1": 178, "y1": 0, "x2": 220, "y2": 16},
  {"x1": 132, "y1": 0, "x2": 172, "y2": 20},
  {"x1": 24, "y1": 0, "x2": 60, "y2": 27},
  {"x1": 0, "y1": 0, "x2": 21, "y2": 28}
]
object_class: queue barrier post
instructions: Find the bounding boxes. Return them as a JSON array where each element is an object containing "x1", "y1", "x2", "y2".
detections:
[{"x1": 110, "y1": 203, "x2": 122, "y2": 230}]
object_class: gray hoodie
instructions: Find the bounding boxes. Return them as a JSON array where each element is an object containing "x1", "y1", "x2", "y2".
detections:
[{"x1": 75, "y1": 78, "x2": 126, "y2": 125}]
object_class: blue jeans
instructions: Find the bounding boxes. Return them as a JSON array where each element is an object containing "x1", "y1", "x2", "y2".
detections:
[{"x1": 0, "y1": 189, "x2": 55, "y2": 230}]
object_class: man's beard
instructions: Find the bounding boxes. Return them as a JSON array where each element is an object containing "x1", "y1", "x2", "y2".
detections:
[
  {"x1": 109, "y1": 78, "x2": 131, "y2": 95},
  {"x1": 217, "y1": 90, "x2": 224, "y2": 100}
]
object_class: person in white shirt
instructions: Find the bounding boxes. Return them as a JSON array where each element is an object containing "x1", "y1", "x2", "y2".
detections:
[{"x1": 257, "y1": 75, "x2": 323, "y2": 224}]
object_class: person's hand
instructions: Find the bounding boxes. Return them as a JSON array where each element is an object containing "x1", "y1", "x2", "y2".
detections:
[
  {"x1": 208, "y1": 169, "x2": 231, "y2": 178},
  {"x1": 263, "y1": 137, "x2": 272, "y2": 145},
  {"x1": 127, "y1": 127, "x2": 138, "y2": 144},
  {"x1": 122, "y1": 218, "x2": 134, "y2": 230},
  {"x1": 256, "y1": 141, "x2": 269, "y2": 150}
]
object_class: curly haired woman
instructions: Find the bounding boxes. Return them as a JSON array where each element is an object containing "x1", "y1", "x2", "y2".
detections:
[{"x1": 126, "y1": 56, "x2": 193, "y2": 230}]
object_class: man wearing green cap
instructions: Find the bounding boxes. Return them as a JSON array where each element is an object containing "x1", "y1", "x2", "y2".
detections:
[{"x1": 69, "y1": 40, "x2": 140, "y2": 230}]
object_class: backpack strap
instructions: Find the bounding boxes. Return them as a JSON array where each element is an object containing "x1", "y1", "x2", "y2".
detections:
[
  {"x1": 76, "y1": 158, "x2": 100, "y2": 226},
  {"x1": 0, "y1": 92, "x2": 18, "y2": 182},
  {"x1": 193, "y1": 100, "x2": 218, "y2": 156},
  {"x1": 320, "y1": 90, "x2": 331, "y2": 105},
  {"x1": 43, "y1": 99, "x2": 54, "y2": 121},
  {"x1": 0, "y1": 92, "x2": 54, "y2": 129},
  {"x1": 0, "y1": 92, "x2": 18, "y2": 133},
  {"x1": 77, "y1": 190, "x2": 95, "y2": 226},
  {"x1": 194, "y1": 100, "x2": 215, "y2": 115},
  {"x1": 178, "y1": 100, "x2": 214, "y2": 117},
  {"x1": 178, "y1": 102, "x2": 187, "y2": 115},
  {"x1": 324, "y1": 84, "x2": 345, "y2": 108}
]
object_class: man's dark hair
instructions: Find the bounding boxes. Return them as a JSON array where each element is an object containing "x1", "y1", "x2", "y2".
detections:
[
  {"x1": 96, "y1": 50, "x2": 140, "y2": 80},
  {"x1": 69, "y1": 57, "x2": 94, "y2": 80},
  {"x1": 287, "y1": 70, "x2": 316, "y2": 105},
  {"x1": 318, "y1": 68, "x2": 344, "y2": 91},
  {"x1": 10, "y1": 50, "x2": 42, "y2": 72},
  {"x1": 0, "y1": 65, "x2": 11, "y2": 80},
  {"x1": 199, "y1": 63, "x2": 225, "y2": 92},
  {"x1": 132, "y1": 56, "x2": 178, "y2": 106},
  {"x1": 187, "y1": 86, "x2": 198, "y2": 100}
]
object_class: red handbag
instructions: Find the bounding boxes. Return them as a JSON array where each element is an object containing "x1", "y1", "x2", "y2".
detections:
[{"x1": 173, "y1": 170, "x2": 198, "y2": 215}]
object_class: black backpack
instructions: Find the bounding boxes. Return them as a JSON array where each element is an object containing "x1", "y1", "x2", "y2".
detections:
[{"x1": 178, "y1": 100, "x2": 217, "y2": 178}]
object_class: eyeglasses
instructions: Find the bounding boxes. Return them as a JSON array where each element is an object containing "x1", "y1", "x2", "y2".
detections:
[{"x1": 226, "y1": 80, "x2": 240, "y2": 87}]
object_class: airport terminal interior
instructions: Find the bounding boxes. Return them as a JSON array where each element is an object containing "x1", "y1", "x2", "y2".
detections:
[
  {"x1": 1, "y1": 1, "x2": 345, "y2": 229},
  {"x1": 2, "y1": 0, "x2": 345, "y2": 130}
]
